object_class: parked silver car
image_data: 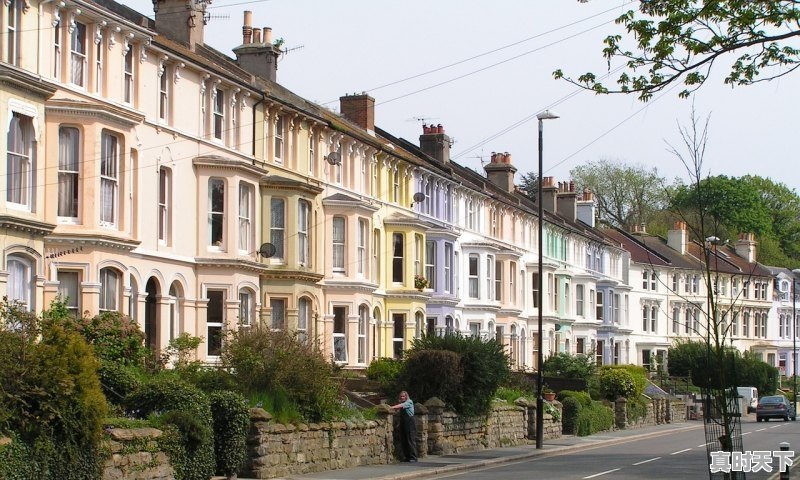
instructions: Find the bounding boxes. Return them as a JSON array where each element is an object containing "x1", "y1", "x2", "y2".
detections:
[{"x1": 756, "y1": 395, "x2": 796, "y2": 422}]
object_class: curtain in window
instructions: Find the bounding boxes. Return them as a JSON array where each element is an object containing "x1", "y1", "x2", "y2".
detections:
[
  {"x1": 270, "y1": 199, "x2": 284, "y2": 258},
  {"x1": 298, "y1": 201, "x2": 309, "y2": 264},
  {"x1": 6, "y1": 115, "x2": 26, "y2": 204},
  {"x1": 332, "y1": 218, "x2": 345, "y2": 270},
  {"x1": 271, "y1": 299, "x2": 285, "y2": 330},
  {"x1": 238, "y1": 186, "x2": 251, "y2": 251},
  {"x1": 100, "y1": 268, "x2": 118, "y2": 311},
  {"x1": 100, "y1": 134, "x2": 117, "y2": 224},
  {"x1": 7, "y1": 258, "x2": 29, "y2": 310},
  {"x1": 70, "y1": 23, "x2": 86, "y2": 86},
  {"x1": 58, "y1": 128, "x2": 79, "y2": 217}
]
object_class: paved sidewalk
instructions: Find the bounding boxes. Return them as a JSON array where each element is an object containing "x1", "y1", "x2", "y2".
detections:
[{"x1": 264, "y1": 422, "x2": 702, "y2": 480}]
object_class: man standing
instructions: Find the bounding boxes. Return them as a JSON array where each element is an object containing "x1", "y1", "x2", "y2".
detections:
[{"x1": 391, "y1": 390, "x2": 418, "y2": 462}]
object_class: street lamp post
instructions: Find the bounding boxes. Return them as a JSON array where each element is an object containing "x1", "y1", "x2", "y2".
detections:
[{"x1": 536, "y1": 110, "x2": 558, "y2": 449}]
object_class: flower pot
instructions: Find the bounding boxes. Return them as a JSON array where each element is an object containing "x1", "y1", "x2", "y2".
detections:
[{"x1": 543, "y1": 392, "x2": 556, "y2": 402}]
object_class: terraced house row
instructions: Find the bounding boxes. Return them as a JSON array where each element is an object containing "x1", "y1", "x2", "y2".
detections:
[{"x1": 1, "y1": 0, "x2": 795, "y2": 374}]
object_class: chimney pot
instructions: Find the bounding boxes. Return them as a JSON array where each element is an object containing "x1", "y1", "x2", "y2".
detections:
[
  {"x1": 252, "y1": 28, "x2": 261, "y2": 43},
  {"x1": 570, "y1": 180, "x2": 575, "y2": 192},
  {"x1": 437, "y1": 124, "x2": 444, "y2": 133},
  {"x1": 242, "y1": 11, "x2": 253, "y2": 44},
  {"x1": 263, "y1": 27, "x2": 272, "y2": 44},
  {"x1": 504, "y1": 153, "x2": 512, "y2": 164}
]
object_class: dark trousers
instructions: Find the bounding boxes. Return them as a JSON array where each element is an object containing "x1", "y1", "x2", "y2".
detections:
[{"x1": 400, "y1": 411, "x2": 418, "y2": 461}]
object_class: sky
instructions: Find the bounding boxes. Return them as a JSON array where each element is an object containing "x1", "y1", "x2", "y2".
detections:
[{"x1": 128, "y1": 0, "x2": 799, "y2": 192}]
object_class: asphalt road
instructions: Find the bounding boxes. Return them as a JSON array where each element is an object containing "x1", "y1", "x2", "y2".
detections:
[{"x1": 430, "y1": 416, "x2": 800, "y2": 480}]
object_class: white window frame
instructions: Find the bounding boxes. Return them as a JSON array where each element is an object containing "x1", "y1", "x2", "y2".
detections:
[
  {"x1": 100, "y1": 131, "x2": 119, "y2": 227},
  {"x1": 206, "y1": 289, "x2": 226, "y2": 357},
  {"x1": 158, "y1": 167, "x2": 170, "y2": 244},
  {"x1": 357, "y1": 218, "x2": 367, "y2": 276},
  {"x1": 238, "y1": 183, "x2": 252, "y2": 253},
  {"x1": 298, "y1": 200, "x2": 310, "y2": 266},
  {"x1": 270, "y1": 198, "x2": 285, "y2": 261},
  {"x1": 333, "y1": 306, "x2": 348, "y2": 362},
  {"x1": 238, "y1": 290, "x2": 253, "y2": 328},
  {"x1": 358, "y1": 305, "x2": 368, "y2": 364},
  {"x1": 70, "y1": 21, "x2": 87, "y2": 87},
  {"x1": 425, "y1": 240, "x2": 436, "y2": 290},
  {"x1": 123, "y1": 48, "x2": 133, "y2": 104},
  {"x1": 53, "y1": 21, "x2": 62, "y2": 79},
  {"x1": 208, "y1": 178, "x2": 225, "y2": 249},
  {"x1": 57, "y1": 270, "x2": 81, "y2": 317},
  {"x1": 270, "y1": 298, "x2": 286, "y2": 330},
  {"x1": 332, "y1": 216, "x2": 346, "y2": 273},
  {"x1": 213, "y1": 88, "x2": 224, "y2": 141},
  {"x1": 99, "y1": 267, "x2": 119, "y2": 312},
  {"x1": 444, "y1": 243, "x2": 452, "y2": 294},
  {"x1": 7, "y1": 0, "x2": 20, "y2": 66},
  {"x1": 468, "y1": 254, "x2": 479, "y2": 298},
  {"x1": 297, "y1": 297, "x2": 310, "y2": 343},
  {"x1": 392, "y1": 232, "x2": 404, "y2": 283},
  {"x1": 576, "y1": 284, "x2": 584, "y2": 316},
  {"x1": 7, "y1": 255, "x2": 33, "y2": 311},
  {"x1": 274, "y1": 115, "x2": 284, "y2": 162},
  {"x1": 159, "y1": 65, "x2": 169, "y2": 121},
  {"x1": 6, "y1": 113, "x2": 34, "y2": 210}
]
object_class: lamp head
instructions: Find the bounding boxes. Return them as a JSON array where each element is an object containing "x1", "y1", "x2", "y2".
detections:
[{"x1": 536, "y1": 110, "x2": 559, "y2": 121}]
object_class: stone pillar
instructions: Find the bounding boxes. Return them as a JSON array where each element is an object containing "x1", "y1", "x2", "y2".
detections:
[
  {"x1": 374, "y1": 404, "x2": 395, "y2": 463},
  {"x1": 424, "y1": 397, "x2": 445, "y2": 455},
  {"x1": 514, "y1": 398, "x2": 534, "y2": 440},
  {"x1": 615, "y1": 397, "x2": 628, "y2": 430},
  {"x1": 665, "y1": 398, "x2": 673, "y2": 423},
  {"x1": 414, "y1": 402, "x2": 428, "y2": 458}
]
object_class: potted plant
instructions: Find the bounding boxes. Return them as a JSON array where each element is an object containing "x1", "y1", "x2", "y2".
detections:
[
  {"x1": 542, "y1": 386, "x2": 557, "y2": 402},
  {"x1": 414, "y1": 274, "x2": 430, "y2": 291}
]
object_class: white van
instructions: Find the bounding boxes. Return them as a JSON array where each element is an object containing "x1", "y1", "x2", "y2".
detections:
[{"x1": 737, "y1": 387, "x2": 758, "y2": 413}]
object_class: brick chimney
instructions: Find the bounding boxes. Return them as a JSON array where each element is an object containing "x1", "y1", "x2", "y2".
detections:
[
  {"x1": 556, "y1": 180, "x2": 578, "y2": 222},
  {"x1": 419, "y1": 123, "x2": 451, "y2": 164},
  {"x1": 484, "y1": 152, "x2": 517, "y2": 193},
  {"x1": 152, "y1": 0, "x2": 208, "y2": 49},
  {"x1": 232, "y1": 11, "x2": 281, "y2": 82},
  {"x1": 541, "y1": 176, "x2": 558, "y2": 213},
  {"x1": 339, "y1": 93, "x2": 375, "y2": 133},
  {"x1": 576, "y1": 188, "x2": 596, "y2": 227},
  {"x1": 735, "y1": 232, "x2": 757, "y2": 262},
  {"x1": 667, "y1": 221, "x2": 688, "y2": 254}
]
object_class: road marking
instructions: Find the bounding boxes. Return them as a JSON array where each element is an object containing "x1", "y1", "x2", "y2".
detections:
[
  {"x1": 633, "y1": 457, "x2": 661, "y2": 465},
  {"x1": 742, "y1": 431, "x2": 752, "y2": 435},
  {"x1": 697, "y1": 443, "x2": 709, "y2": 448},
  {"x1": 756, "y1": 428, "x2": 767, "y2": 432},
  {"x1": 584, "y1": 468, "x2": 621, "y2": 478},
  {"x1": 670, "y1": 448, "x2": 692, "y2": 455},
  {"x1": 770, "y1": 425, "x2": 783, "y2": 428}
]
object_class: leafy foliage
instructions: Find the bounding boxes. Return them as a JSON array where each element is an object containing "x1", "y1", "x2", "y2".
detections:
[
  {"x1": 60, "y1": 310, "x2": 147, "y2": 366},
  {"x1": 126, "y1": 377, "x2": 215, "y2": 480},
  {"x1": 560, "y1": 396, "x2": 581, "y2": 435},
  {"x1": 576, "y1": 401, "x2": 614, "y2": 436},
  {"x1": 366, "y1": 357, "x2": 404, "y2": 394},
  {"x1": 0, "y1": 300, "x2": 107, "y2": 479},
  {"x1": 596, "y1": 367, "x2": 637, "y2": 401},
  {"x1": 668, "y1": 341, "x2": 778, "y2": 394},
  {"x1": 208, "y1": 391, "x2": 249, "y2": 477},
  {"x1": 542, "y1": 352, "x2": 597, "y2": 381},
  {"x1": 556, "y1": 0, "x2": 800, "y2": 100},
  {"x1": 221, "y1": 327, "x2": 340, "y2": 422},
  {"x1": 402, "y1": 349, "x2": 464, "y2": 405},
  {"x1": 570, "y1": 159, "x2": 674, "y2": 229},
  {"x1": 401, "y1": 333, "x2": 510, "y2": 417}
]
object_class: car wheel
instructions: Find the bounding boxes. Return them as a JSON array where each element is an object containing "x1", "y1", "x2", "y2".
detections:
[{"x1": 785, "y1": 416, "x2": 790, "y2": 422}]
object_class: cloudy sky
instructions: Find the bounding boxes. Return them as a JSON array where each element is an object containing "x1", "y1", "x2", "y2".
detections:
[{"x1": 129, "y1": 0, "x2": 798, "y2": 192}]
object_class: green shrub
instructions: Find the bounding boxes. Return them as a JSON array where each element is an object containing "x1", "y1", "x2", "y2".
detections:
[
  {"x1": 401, "y1": 349, "x2": 464, "y2": 405},
  {"x1": 366, "y1": 357, "x2": 403, "y2": 393},
  {"x1": 542, "y1": 352, "x2": 597, "y2": 380},
  {"x1": 0, "y1": 432, "x2": 37, "y2": 480},
  {"x1": 627, "y1": 395, "x2": 650, "y2": 424},
  {"x1": 495, "y1": 386, "x2": 532, "y2": 404},
  {"x1": 222, "y1": 327, "x2": 340, "y2": 422},
  {"x1": 608, "y1": 365, "x2": 648, "y2": 396},
  {"x1": 401, "y1": 333, "x2": 510, "y2": 417},
  {"x1": 561, "y1": 397, "x2": 581, "y2": 434},
  {"x1": 209, "y1": 391, "x2": 249, "y2": 477},
  {"x1": 576, "y1": 401, "x2": 614, "y2": 436},
  {"x1": 557, "y1": 390, "x2": 592, "y2": 408},
  {"x1": 59, "y1": 309, "x2": 147, "y2": 366},
  {"x1": 247, "y1": 390, "x2": 304, "y2": 424},
  {"x1": 597, "y1": 367, "x2": 637, "y2": 401},
  {"x1": 126, "y1": 377, "x2": 214, "y2": 480},
  {"x1": 0, "y1": 300, "x2": 107, "y2": 479},
  {"x1": 98, "y1": 361, "x2": 141, "y2": 403}
]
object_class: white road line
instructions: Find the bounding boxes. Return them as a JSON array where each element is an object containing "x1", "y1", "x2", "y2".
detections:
[
  {"x1": 756, "y1": 428, "x2": 767, "y2": 432},
  {"x1": 584, "y1": 468, "x2": 621, "y2": 479},
  {"x1": 670, "y1": 448, "x2": 692, "y2": 455},
  {"x1": 742, "y1": 431, "x2": 753, "y2": 435},
  {"x1": 770, "y1": 425, "x2": 783, "y2": 428},
  {"x1": 697, "y1": 443, "x2": 709, "y2": 448},
  {"x1": 633, "y1": 457, "x2": 661, "y2": 466}
]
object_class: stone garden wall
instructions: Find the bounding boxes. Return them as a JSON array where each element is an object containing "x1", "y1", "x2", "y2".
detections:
[
  {"x1": 615, "y1": 397, "x2": 687, "y2": 430},
  {"x1": 102, "y1": 428, "x2": 175, "y2": 480}
]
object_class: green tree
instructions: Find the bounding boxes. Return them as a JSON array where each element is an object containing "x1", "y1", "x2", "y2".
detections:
[
  {"x1": 555, "y1": 0, "x2": 800, "y2": 100},
  {"x1": 570, "y1": 159, "x2": 673, "y2": 230},
  {"x1": 517, "y1": 171, "x2": 538, "y2": 202},
  {"x1": 542, "y1": 352, "x2": 596, "y2": 381}
]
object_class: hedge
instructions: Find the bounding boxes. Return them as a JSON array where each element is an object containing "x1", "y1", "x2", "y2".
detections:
[
  {"x1": 560, "y1": 397, "x2": 582, "y2": 435},
  {"x1": 209, "y1": 391, "x2": 249, "y2": 477},
  {"x1": 576, "y1": 401, "x2": 614, "y2": 436}
]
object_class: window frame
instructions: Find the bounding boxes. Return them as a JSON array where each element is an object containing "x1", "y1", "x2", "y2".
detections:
[
  {"x1": 206, "y1": 289, "x2": 225, "y2": 357},
  {"x1": 468, "y1": 254, "x2": 479, "y2": 299},
  {"x1": 274, "y1": 115, "x2": 284, "y2": 162},
  {"x1": 123, "y1": 47, "x2": 134, "y2": 104},
  {"x1": 99, "y1": 267, "x2": 120, "y2": 312},
  {"x1": 270, "y1": 198, "x2": 285, "y2": 261},
  {"x1": 158, "y1": 167, "x2": 170, "y2": 244},
  {"x1": 70, "y1": 21, "x2": 88, "y2": 87},
  {"x1": 99, "y1": 131, "x2": 119, "y2": 227},
  {"x1": 298, "y1": 200, "x2": 310, "y2": 266},
  {"x1": 392, "y1": 232, "x2": 404, "y2": 283},
  {"x1": 238, "y1": 183, "x2": 253, "y2": 254},
  {"x1": 7, "y1": 255, "x2": 33, "y2": 311},
  {"x1": 213, "y1": 88, "x2": 225, "y2": 141},
  {"x1": 332, "y1": 216, "x2": 346, "y2": 273},
  {"x1": 208, "y1": 178, "x2": 226, "y2": 249},
  {"x1": 6, "y1": 112, "x2": 34, "y2": 210}
]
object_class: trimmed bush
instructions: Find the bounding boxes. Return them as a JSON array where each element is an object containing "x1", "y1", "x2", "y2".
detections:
[
  {"x1": 60, "y1": 309, "x2": 147, "y2": 366},
  {"x1": 209, "y1": 391, "x2": 249, "y2": 477},
  {"x1": 98, "y1": 361, "x2": 141, "y2": 403},
  {"x1": 576, "y1": 401, "x2": 614, "y2": 436},
  {"x1": 557, "y1": 390, "x2": 592, "y2": 408},
  {"x1": 561, "y1": 397, "x2": 581, "y2": 434},
  {"x1": 597, "y1": 367, "x2": 637, "y2": 401},
  {"x1": 401, "y1": 333, "x2": 510, "y2": 417},
  {"x1": 542, "y1": 353, "x2": 597, "y2": 381},
  {"x1": 402, "y1": 349, "x2": 464, "y2": 405},
  {"x1": 126, "y1": 377, "x2": 214, "y2": 480},
  {"x1": 627, "y1": 395, "x2": 650, "y2": 424}
]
